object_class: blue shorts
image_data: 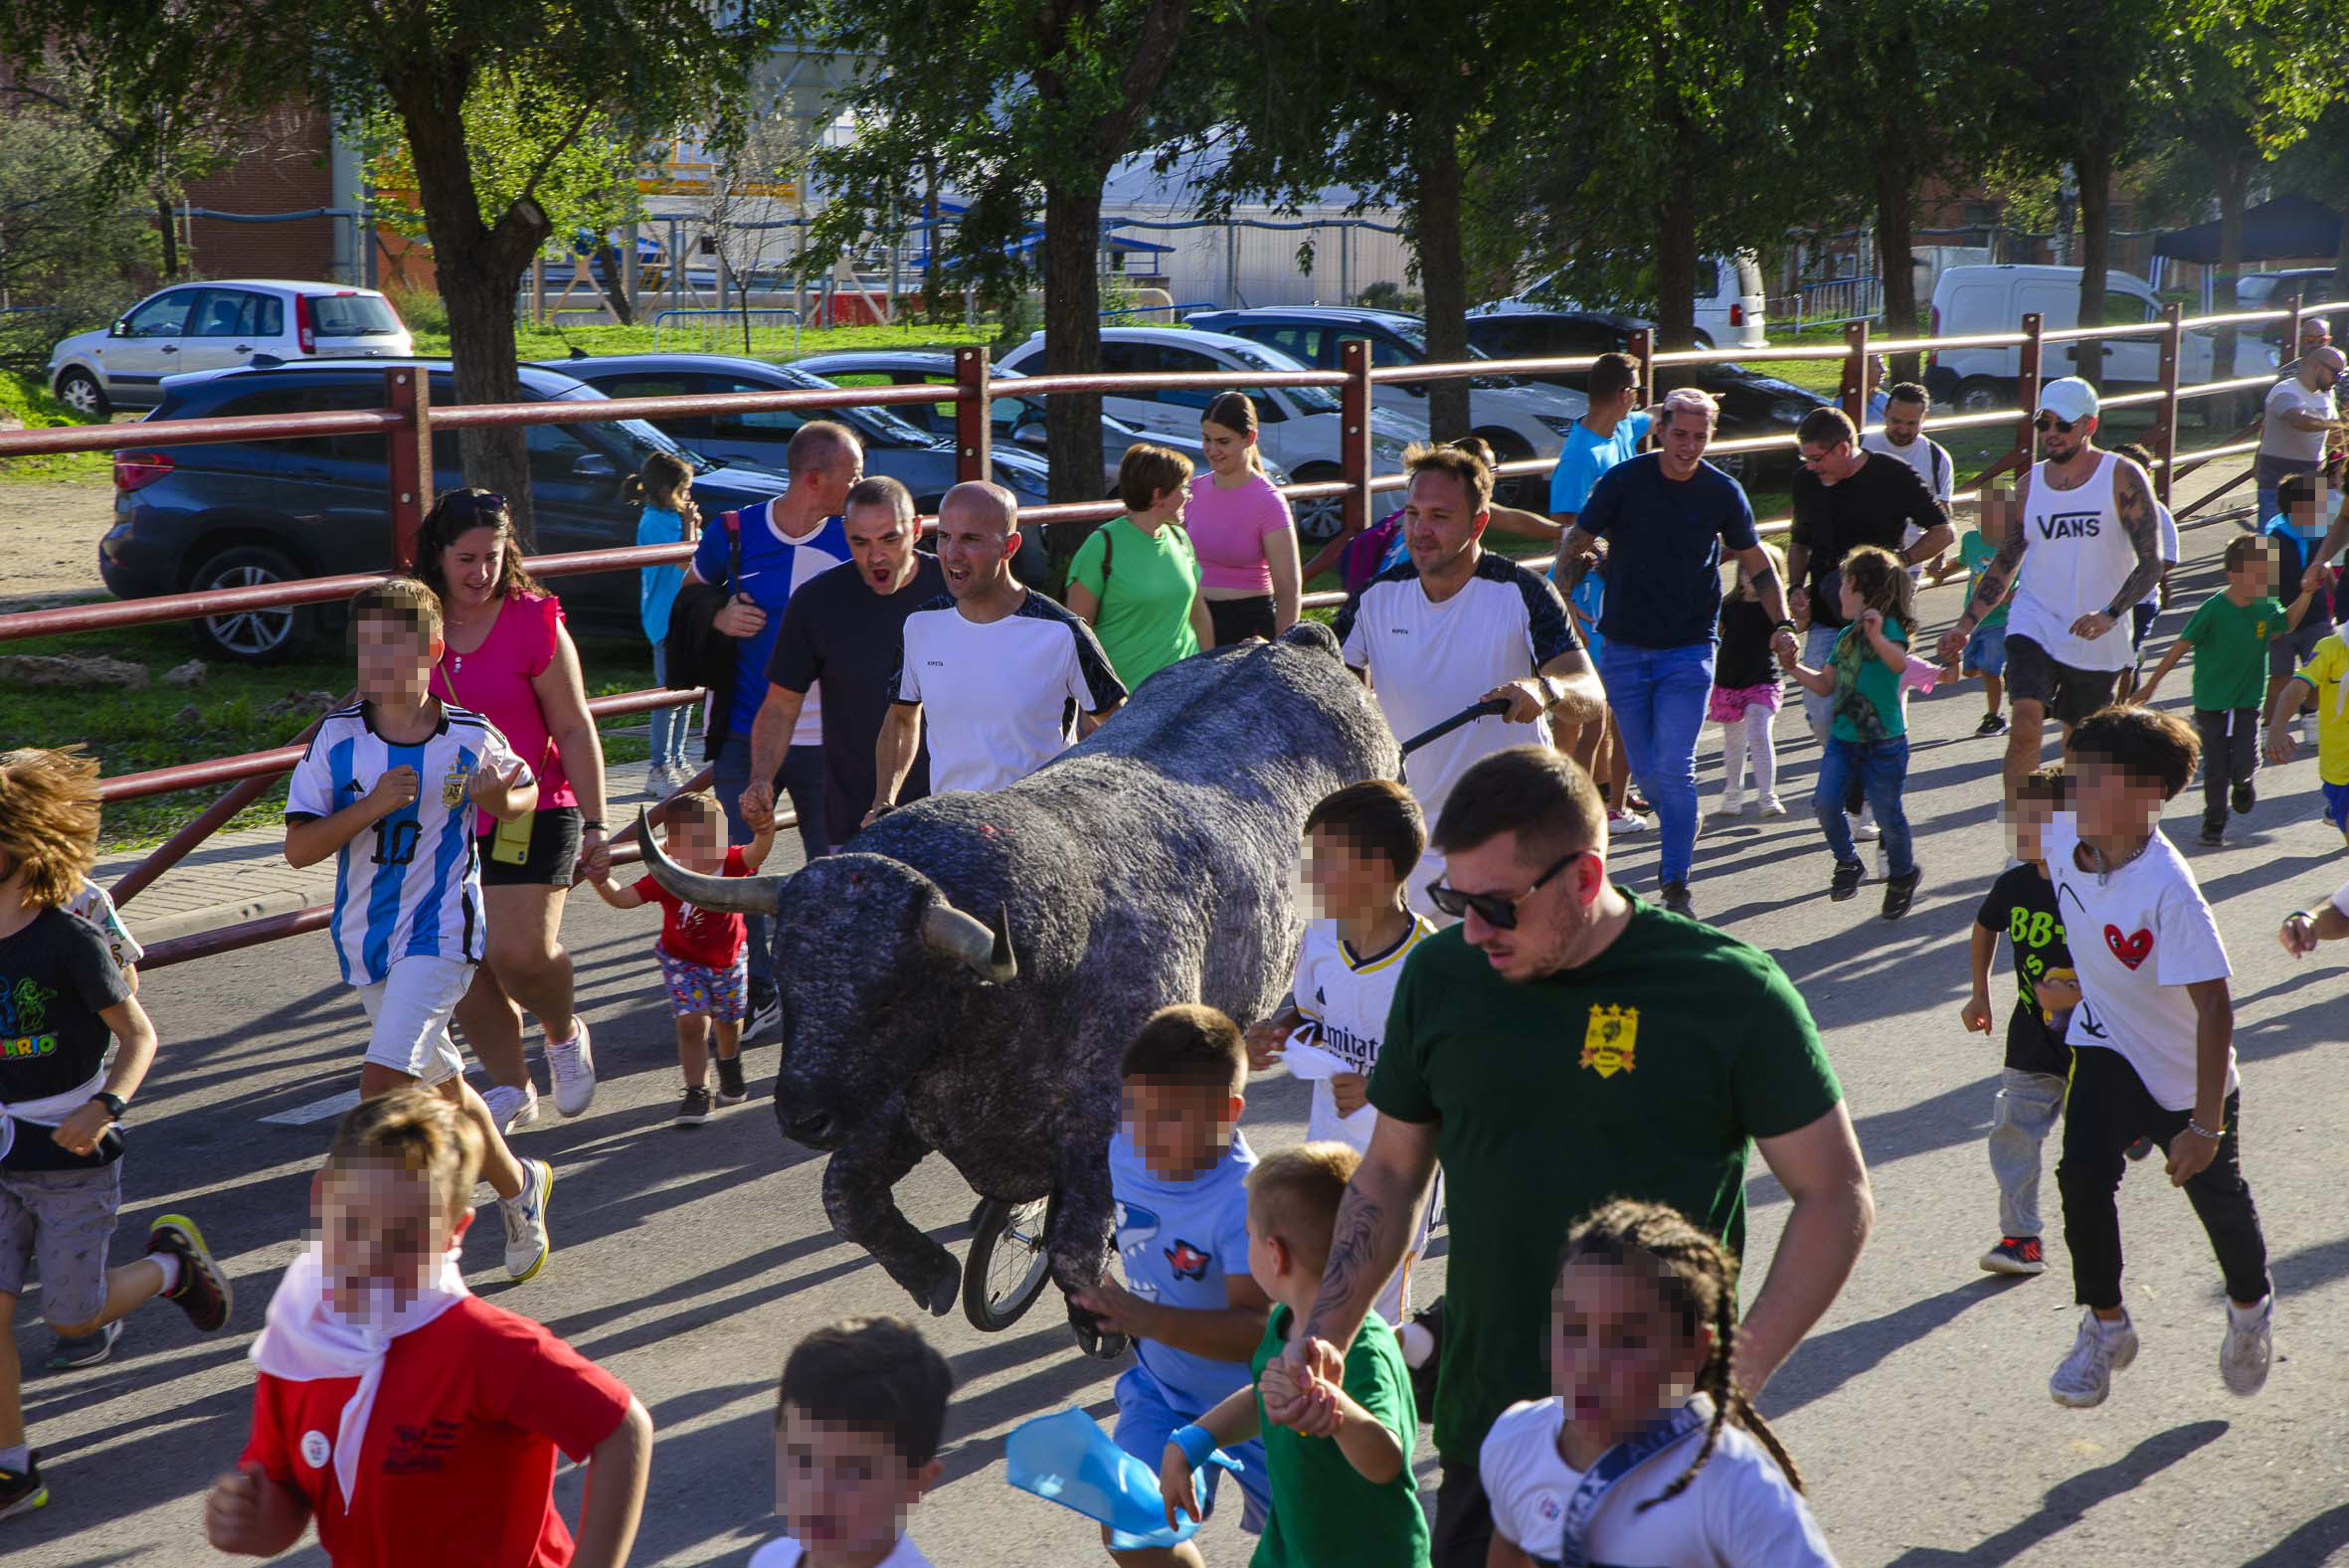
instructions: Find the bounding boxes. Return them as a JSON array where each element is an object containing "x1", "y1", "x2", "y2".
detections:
[
  {"x1": 2323, "y1": 780, "x2": 2349, "y2": 833},
  {"x1": 1112, "y1": 1364, "x2": 1270, "y2": 1532},
  {"x1": 1964, "y1": 620, "x2": 2008, "y2": 678}
]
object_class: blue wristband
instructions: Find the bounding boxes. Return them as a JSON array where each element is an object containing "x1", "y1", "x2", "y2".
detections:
[{"x1": 1170, "y1": 1424, "x2": 1219, "y2": 1471}]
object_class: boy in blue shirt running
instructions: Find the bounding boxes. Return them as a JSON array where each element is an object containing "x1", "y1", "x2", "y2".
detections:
[{"x1": 1071, "y1": 1005, "x2": 1272, "y2": 1568}]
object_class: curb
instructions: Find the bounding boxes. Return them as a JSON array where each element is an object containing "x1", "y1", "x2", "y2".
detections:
[{"x1": 123, "y1": 884, "x2": 333, "y2": 948}]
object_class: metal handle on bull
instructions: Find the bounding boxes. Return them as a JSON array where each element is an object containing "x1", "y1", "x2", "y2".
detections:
[{"x1": 1399, "y1": 698, "x2": 1512, "y2": 757}]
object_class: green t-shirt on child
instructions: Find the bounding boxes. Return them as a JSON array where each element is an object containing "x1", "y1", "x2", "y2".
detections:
[
  {"x1": 1959, "y1": 531, "x2": 2009, "y2": 629},
  {"x1": 1248, "y1": 1307, "x2": 1428, "y2": 1568},
  {"x1": 2179, "y1": 591, "x2": 2287, "y2": 713},
  {"x1": 1068, "y1": 516, "x2": 1202, "y2": 690},
  {"x1": 1829, "y1": 614, "x2": 1908, "y2": 743}
]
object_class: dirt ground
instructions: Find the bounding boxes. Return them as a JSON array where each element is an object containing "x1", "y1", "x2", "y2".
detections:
[{"x1": 0, "y1": 473, "x2": 118, "y2": 610}]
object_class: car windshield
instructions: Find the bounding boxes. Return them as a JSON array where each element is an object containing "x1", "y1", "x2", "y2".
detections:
[
  {"x1": 1222, "y1": 343, "x2": 1340, "y2": 413},
  {"x1": 779, "y1": 369, "x2": 933, "y2": 445},
  {"x1": 309, "y1": 294, "x2": 404, "y2": 337}
]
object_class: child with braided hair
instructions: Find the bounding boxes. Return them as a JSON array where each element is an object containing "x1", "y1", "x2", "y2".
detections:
[{"x1": 1479, "y1": 1198, "x2": 1836, "y2": 1567}]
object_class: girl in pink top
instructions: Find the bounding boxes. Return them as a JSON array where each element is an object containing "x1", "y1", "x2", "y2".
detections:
[
  {"x1": 1187, "y1": 391, "x2": 1301, "y2": 643},
  {"x1": 415, "y1": 489, "x2": 609, "y2": 1132}
]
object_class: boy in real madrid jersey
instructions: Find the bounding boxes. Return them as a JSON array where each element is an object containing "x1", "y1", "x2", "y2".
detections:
[
  {"x1": 1246, "y1": 781, "x2": 1438, "y2": 1326},
  {"x1": 283, "y1": 581, "x2": 555, "y2": 1285}
]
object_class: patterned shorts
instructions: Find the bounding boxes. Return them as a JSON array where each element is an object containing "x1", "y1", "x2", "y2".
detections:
[
  {"x1": 656, "y1": 947, "x2": 749, "y2": 1022},
  {"x1": 0, "y1": 1160, "x2": 122, "y2": 1327},
  {"x1": 1708, "y1": 682, "x2": 1783, "y2": 725}
]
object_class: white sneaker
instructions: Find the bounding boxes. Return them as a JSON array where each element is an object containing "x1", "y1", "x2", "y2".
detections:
[
  {"x1": 2050, "y1": 1307, "x2": 2138, "y2": 1408},
  {"x1": 481, "y1": 1082, "x2": 539, "y2": 1134},
  {"x1": 1608, "y1": 807, "x2": 1651, "y2": 834},
  {"x1": 2221, "y1": 1297, "x2": 2273, "y2": 1396},
  {"x1": 1758, "y1": 795, "x2": 1788, "y2": 817},
  {"x1": 545, "y1": 1019, "x2": 597, "y2": 1118},
  {"x1": 500, "y1": 1158, "x2": 554, "y2": 1282},
  {"x1": 1714, "y1": 794, "x2": 1744, "y2": 818},
  {"x1": 1850, "y1": 811, "x2": 1882, "y2": 842}
]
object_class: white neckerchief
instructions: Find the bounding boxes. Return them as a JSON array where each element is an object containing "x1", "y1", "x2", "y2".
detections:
[
  {"x1": 249, "y1": 1240, "x2": 471, "y2": 1511},
  {"x1": 0, "y1": 1067, "x2": 108, "y2": 1162}
]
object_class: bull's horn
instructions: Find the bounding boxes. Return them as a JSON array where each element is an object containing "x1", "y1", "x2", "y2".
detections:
[
  {"x1": 920, "y1": 899, "x2": 1016, "y2": 983},
  {"x1": 634, "y1": 806, "x2": 788, "y2": 914}
]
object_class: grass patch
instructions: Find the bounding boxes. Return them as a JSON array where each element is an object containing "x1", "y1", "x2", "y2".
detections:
[
  {"x1": 406, "y1": 318, "x2": 998, "y2": 365},
  {"x1": 0, "y1": 371, "x2": 109, "y2": 479},
  {"x1": 1, "y1": 623, "x2": 657, "y2": 852}
]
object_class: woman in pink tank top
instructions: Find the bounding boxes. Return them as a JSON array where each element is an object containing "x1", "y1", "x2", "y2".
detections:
[
  {"x1": 1187, "y1": 392, "x2": 1301, "y2": 644},
  {"x1": 415, "y1": 489, "x2": 608, "y2": 1130}
]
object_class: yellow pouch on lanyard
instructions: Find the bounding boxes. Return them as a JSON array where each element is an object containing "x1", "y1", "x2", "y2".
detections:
[{"x1": 490, "y1": 810, "x2": 535, "y2": 865}]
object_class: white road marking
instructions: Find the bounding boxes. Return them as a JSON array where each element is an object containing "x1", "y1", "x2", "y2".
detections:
[{"x1": 257, "y1": 1088, "x2": 361, "y2": 1126}]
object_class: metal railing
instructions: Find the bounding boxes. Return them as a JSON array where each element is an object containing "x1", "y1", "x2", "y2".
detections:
[
  {"x1": 650, "y1": 306, "x2": 806, "y2": 356},
  {"x1": 1, "y1": 294, "x2": 2333, "y2": 967}
]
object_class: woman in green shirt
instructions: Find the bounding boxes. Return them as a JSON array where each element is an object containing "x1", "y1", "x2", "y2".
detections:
[{"x1": 1067, "y1": 443, "x2": 1216, "y2": 690}]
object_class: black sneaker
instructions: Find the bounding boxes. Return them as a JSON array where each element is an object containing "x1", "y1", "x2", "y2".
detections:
[
  {"x1": 2231, "y1": 781, "x2": 2256, "y2": 815},
  {"x1": 1660, "y1": 881, "x2": 1694, "y2": 917},
  {"x1": 1976, "y1": 711, "x2": 2008, "y2": 737},
  {"x1": 673, "y1": 1086, "x2": 714, "y2": 1127},
  {"x1": 0, "y1": 1450, "x2": 45, "y2": 1521},
  {"x1": 1882, "y1": 866, "x2": 1921, "y2": 920},
  {"x1": 46, "y1": 1320, "x2": 121, "y2": 1370},
  {"x1": 2199, "y1": 818, "x2": 2224, "y2": 846},
  {"x1": 714, "y1": 1054, "x2": 748, "y2": 1106},
  {"x1": 2125, "y1": 1135, "x2": 2155, "y2": 1162},
  {"x1": 145, "y1": 1214, "x2": 231, "y2": 1333},
  {"x1": 744, "y1": 983, "x2": 782, "y2": 1043},
  {"x1": 1830, "y1": 860, "x2": 1866, "y2": 901}
]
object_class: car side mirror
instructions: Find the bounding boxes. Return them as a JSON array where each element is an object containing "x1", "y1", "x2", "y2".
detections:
[
  {"x1": 109, "y1": 319, "x2": 128, "y2": 339},
  {"x1": 1013, "y1": 423, "x2": 1048, "y2": 449},
  {"x1": 571, "y1": 451, "x2": 619, "y2": 481}
]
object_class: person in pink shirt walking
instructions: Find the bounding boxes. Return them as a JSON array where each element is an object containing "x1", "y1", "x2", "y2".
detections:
[{"x1": 1187, "y1": 392, "x2": 1302, "y2": 643}]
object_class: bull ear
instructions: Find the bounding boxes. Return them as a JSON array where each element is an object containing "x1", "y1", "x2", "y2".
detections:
[
  {"x1": 635, "y1": 806, "x2": 789, "y2": 914},
  {"x1": 920, "y1": 897, "x2": 1016, "y2": 983}
]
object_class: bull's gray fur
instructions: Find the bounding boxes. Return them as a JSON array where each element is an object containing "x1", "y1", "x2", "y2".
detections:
[{"x1": 642, "y1": 622, "x2": 1395, "y2": 1349}]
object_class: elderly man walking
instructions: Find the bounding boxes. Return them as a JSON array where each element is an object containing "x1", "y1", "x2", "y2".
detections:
[
  {"x1": 1562, "y1": 386, "x2": 1793, "y2": 917},
  {"x1": 2256, "y1": 345, "x2": 2346, "y2": 528}
]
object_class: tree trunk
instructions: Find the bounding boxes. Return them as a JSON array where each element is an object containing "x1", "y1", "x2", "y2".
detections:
[
  {"x1": 922, "y1": 157, "x2": 939, "y2": 323},
  {"x1": 1041, "y1": 181, "x2": 1106, "y2": 584},
  {"x1": 387, "y1": 58, "x2": 546, "y2": 537},
  {"x1": 1655, "y1": 105, "x2": 1702, "y2": 350},
  {"x1": 1412, "y1": 114, "x2": 1471, "y2": 444},
  {"x1": 154, "y1": 191, "x2": 181, "y2": 277},
  {"x1": 2073, "y1": 138, "x2": 2113, "y2": 390},
  {"x1": 2213, "y1": 150, "x2": 2250, "y2": 419},
  {"x1": 1875, "y1": 161, "x2": 1921, "y2": 387},
  {"x1": 592, "y1": 241, "x2": 634, "y2": 325}
]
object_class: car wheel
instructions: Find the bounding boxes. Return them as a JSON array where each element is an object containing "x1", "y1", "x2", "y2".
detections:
[
  {"x1": 187, "y1": 545, "x2": 314, "y2": 663},
  {"x1": 56, "y1": 368, "x2": 109, "y2": 420},
  {"x1": 1473, "y1": 431, "x2": 1543, "y2": 513},
  {"x1": 1712, "y1": 447, "x2": 1748, "y2": 480},
  {"x1": 1692, "y1": 332, "x2": 1716, "y2": 351},
  {"x1": 1955, "y1": 377, "x2": 2008, "y2": 416},
  {"x1": 1290, "y1": 464, "x2": 1347, "y2": 544}
]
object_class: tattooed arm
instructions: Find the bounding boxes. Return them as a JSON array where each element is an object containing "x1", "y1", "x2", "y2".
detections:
[{"x1": 2078, "y1": 459, "x2": 2166, "y2": 637}]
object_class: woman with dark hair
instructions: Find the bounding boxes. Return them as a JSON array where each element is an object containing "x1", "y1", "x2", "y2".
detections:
[
  {"x1": 1186, "y1": 391, "x2": 1301, "y2": 642},
  {"x1": 411, "y1": 488, "x2": 608, "y2": 1131}
]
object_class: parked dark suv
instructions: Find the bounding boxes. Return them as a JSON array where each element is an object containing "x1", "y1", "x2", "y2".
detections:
[{"x1": 101, "y1": 361, "x2": 796, "y2": 661}]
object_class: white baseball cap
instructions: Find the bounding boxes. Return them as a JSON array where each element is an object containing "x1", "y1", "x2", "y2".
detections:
[{"x1": 2038, "y1": 377, "x2": 2099, "y2": 423}]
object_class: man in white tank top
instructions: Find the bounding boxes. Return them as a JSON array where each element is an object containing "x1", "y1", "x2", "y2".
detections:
[{"x1": 1936, "y1": 378, "x2": 2167, "y2": 805}]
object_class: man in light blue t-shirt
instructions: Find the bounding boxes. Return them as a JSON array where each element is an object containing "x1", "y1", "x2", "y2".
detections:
[{"x1": 1545, "y1": 351, "x2": 1651, "y2": 549}]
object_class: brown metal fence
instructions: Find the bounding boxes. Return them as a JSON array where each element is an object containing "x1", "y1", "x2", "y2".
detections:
[{"x1": 1, "y1": 297, "x2": 2330, "y2": 967}]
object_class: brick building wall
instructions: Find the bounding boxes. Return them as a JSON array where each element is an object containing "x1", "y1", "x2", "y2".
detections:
[{"x1": 181, "y1": 106, "x2": 342, "y2": 281}]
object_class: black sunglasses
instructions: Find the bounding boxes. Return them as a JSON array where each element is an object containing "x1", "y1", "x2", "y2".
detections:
[
  {"x1": 443, "y1": 490, "x2": 509, "y2": 516},
  {"x1": 1426, "y1": 851, "x2": 1583, "y2": 929},
  {"x1": 2033, "y1": 414, "x2": 2078, "y2": 435}
]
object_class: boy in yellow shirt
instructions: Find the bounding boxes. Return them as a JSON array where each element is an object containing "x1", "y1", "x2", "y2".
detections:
[{"x1": 2266, "y1": 627, "x2": 2349, "y2": 843}]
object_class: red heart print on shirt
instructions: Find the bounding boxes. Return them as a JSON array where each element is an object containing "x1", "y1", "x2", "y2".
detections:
[{"x1": 2103, "y1": 925, "x2": 2154, "y2": 970}]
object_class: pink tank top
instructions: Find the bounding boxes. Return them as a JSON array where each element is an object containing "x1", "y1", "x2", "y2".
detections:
[
  {"x1": 1185, "y1": 471, "x2": 1294, "y2": 593},
  {"x1": 431, "y1": 591, "x2": 577, "y2": 832}
]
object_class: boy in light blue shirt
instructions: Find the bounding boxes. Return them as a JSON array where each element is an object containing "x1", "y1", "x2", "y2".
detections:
[{"x1": 1071, "y1": 1004, "x2": 1272, "y2": 1567}]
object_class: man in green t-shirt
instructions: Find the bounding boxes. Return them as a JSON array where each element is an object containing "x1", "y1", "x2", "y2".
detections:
[{"x1": 1261, "y1": 745, "x2": 1873, "y2": 1568}]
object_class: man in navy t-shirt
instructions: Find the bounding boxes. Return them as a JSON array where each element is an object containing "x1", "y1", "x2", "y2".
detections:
[
  {"x1": 1565, "y1": 388, "x2": 1792, "y2": 917},
  {"x1": 683, "y1": 421, "x2": 858, "y2": 1035}
]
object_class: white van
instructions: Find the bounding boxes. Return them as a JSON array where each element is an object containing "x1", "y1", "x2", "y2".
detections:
[
  {"x1": 1473, "y1": 252, "x2": 1768, "y2": 349},
  {"x1": 1925, "y1": 264, "x2": 2278, "y2": 413}
]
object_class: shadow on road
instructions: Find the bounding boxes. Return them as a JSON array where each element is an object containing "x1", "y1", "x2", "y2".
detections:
[{"x1": 1759, "y1": 1275, "x2": 2029, "y2": 1422}]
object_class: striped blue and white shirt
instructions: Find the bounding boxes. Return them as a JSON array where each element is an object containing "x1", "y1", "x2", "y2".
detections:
[{"x1": 284, "y1": 702, "x2": 530, "y2": 986}]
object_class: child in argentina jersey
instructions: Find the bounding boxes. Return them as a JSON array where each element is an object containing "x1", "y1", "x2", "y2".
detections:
[{"x1": 285, "y1": 701, "x2": 530, "y2": 985}]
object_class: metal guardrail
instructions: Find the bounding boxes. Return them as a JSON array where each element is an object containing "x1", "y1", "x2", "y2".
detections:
[{"x1": 650, "y1": 306, "x2": 805, "y2": 356}]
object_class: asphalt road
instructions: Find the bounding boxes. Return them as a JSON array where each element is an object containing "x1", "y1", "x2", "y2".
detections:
[{"x1": 13, "y1": 514, "x2": 2349, "y2": 1567}]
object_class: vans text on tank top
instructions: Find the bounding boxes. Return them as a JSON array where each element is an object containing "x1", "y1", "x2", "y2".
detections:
[{"x1": 2008, "y1": 451, "x2": 2141, "y2": 673}]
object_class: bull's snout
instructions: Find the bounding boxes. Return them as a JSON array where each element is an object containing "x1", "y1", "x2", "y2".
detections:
[{"x1": 779, "y1": 1104, "x2": 841, "y2": 1149}]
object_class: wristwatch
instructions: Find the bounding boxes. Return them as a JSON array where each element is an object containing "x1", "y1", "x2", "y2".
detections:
[
  {"x1": 89, "y1": 1091, "x2": 126, "y2": 1121},
  {"x1": 580, "y1": 819, "x2": 608, "y2": 835}
]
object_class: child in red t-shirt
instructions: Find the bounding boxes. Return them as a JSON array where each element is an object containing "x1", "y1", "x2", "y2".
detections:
[
  {"x1": 205, "y1": 1087, "x2": 652, "y2": 1567},
  {"x1": 586, "y1": 789, "x2": 775, "y2": 1126}
]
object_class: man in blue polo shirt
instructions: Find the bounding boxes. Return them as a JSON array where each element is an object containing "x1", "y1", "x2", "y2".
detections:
[{"x1": 1565, "y1": 387, "x2": 1793, "y2": 918}]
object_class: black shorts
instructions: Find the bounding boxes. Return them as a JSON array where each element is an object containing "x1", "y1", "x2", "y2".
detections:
[
  {"x1": 2129, "y1": 601, "x2": 2158, "y2": 654},
  {"x1": 1430, "y1": 1460, "x2": 1493, "y2": 1568},
  {"x1": 2001, "y1": 634, "x2": 2120, "y2": 730},
  {"x1": 1207, "y1": 595, "x2": 1278, "y2": 644},
  {"x1": 476, "y1": 805, "x2": 583, "y2": 886},
  {"x1": 2269, "y1": 616, "x2": 2332, "y2": 679}
]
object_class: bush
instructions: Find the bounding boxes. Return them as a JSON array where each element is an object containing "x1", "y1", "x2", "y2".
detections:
[
  {"x1": 0, "y1": 109, "x2": 159, "y2": 378},
  {"x1": 380, "y1": 280, "x2": 450, "y2": 336},
  {"x1": 1356, "y1": 280, "x2": 1423, "y2": 314}
]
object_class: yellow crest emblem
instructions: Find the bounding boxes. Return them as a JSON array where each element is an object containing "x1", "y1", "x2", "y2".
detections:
[
  {"x1": 442, "y1": 766, "x2": 471, "y2": 808},
  {"x1": 1579, "y1": 1004, "x2": 1638, "y2": 1078}
]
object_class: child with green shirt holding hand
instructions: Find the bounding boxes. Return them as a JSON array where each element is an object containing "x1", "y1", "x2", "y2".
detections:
[{"x1": 2137, "y1": 533, "x2": 2317, "y2": 845}]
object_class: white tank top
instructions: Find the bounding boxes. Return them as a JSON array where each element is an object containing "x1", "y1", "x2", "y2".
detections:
[{"x1": 2006, "y1": 452, "x2": 2143, "y2": 672}]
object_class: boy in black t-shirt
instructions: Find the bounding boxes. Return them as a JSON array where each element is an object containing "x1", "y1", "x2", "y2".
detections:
[
  {"x1": 0, "y1": 747, "x2": 231, "y2": 1521},
  {"x1": 1961, "y1": 766, "x2": 2079, "y2": 1278}
]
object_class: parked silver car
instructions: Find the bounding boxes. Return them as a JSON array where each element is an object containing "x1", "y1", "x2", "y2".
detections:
[{"x1": 48, "y1": 280, "x2": 411, "y2": 416}]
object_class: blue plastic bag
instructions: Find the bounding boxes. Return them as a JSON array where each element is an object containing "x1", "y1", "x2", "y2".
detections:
[{"x1": 1003, "y1": 1407, "x2": 1241, "y2": 1550}]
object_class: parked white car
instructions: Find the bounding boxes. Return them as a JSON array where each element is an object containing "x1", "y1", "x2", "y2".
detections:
[
  {"x1": 995, "y1": 326, "x2": 1421, "y2": 541},
  {"x1": 1925, "y1": 264, "x2": 2279, "y2": 413},
  {"x1": 1473, "y1": 252, "x2": 1768, "y2": 349},
  {"x1": 48, "y1": 280, "x2": 412, "y2": 416}
]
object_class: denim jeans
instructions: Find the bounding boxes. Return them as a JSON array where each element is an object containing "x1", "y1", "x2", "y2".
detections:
[
  {"x1": 713, "y1": 731, "x2": 827, "y2": 989},
  {"x1": 1989, "y1": 1068, "x2": 2069, "y2": 1238},
  {"x1": 647, "y1": 644, "x2": 692, "y2": 772},
  {"x1": 1803, "y1": 623, "x2": 1865, "y2": 818},
  {"x1": 1811, "y1": 734, "x2": 1914, "y2": 876},
  {"x1": 1597, "y1": 640, "x2": 1715, "y2": 885}
]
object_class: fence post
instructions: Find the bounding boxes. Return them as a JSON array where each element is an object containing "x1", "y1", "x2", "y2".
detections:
[
  {"x1": 2154, "y1": 302, "x2": 2181, "y2": 507},
  {"x1": 2287, "y1": 290, "x2": 2305, "y2": 368},
  {"x1": 1341, "y1": 337, "x2": 1372, "y2": 539},
  {"x1": 2016, "y1": 312, "x2": 2045, "y2": 473},
  {"x1": 1627, "y1": 327, "x2": 1653, "y2": 411},
  {"x1": 953, "y1": 345, "x2": 992, "y2": 487},
  {"x1": 1840, "y1": 319, "x2": 1871, "y2": 430},
  {"x1": 386, "y1": 368, "x2": 433, "y2": 569}
]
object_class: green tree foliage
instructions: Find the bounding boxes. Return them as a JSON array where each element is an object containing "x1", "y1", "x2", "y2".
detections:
[{"x1": 0, "y1": 105, "x2": 160, "y2": 375}]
